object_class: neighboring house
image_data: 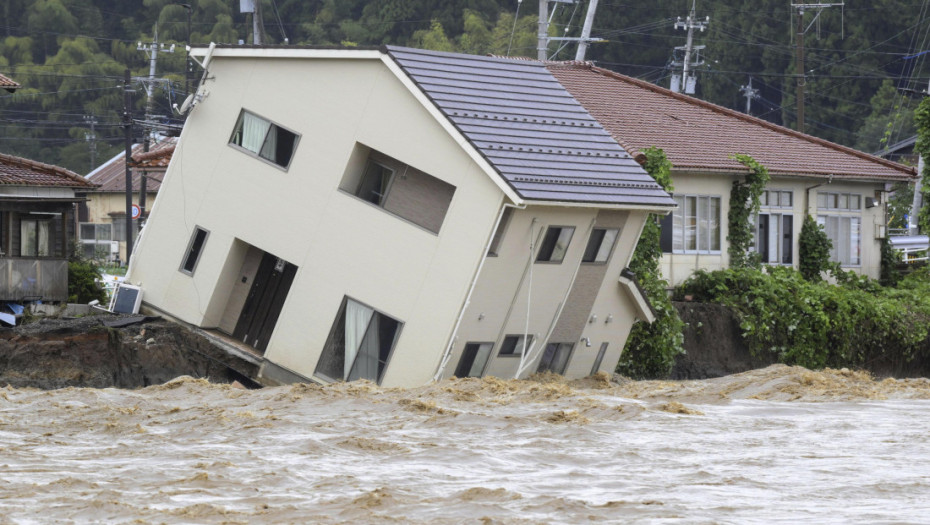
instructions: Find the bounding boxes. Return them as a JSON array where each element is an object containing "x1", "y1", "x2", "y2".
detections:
[
  {"x1": 0, "y1": 73, "x2": 20, "y2": 93},
  {"x1": 80, "y1": 138, "x2": 175, "y2": 263},
  {"x1": 548, "y1": 63, "x2": 917, "y2": 285},
  {"x1": 0, "y1": 152, "x2": 97, "y2": 301},
  {"x1": 125, "y1": 45, "x2": 675, "y2": 388}
]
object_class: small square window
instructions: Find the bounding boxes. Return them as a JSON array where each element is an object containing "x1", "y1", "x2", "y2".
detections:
[
  {"x1": 582, "y1": 228, "x2": 620, "y2": 263},
  {"x1": 849, "y1": 195, "x2": 861, "y2": 210},
  {"x1": 536, "y1": 226, "x2": 575, "y2": 263},
  {"x1": 780, "y1": 191, "x2": 792, "y2": 207},
  {"x1": 179, "y1": 227, "x2": 208, "y2": 275},
  {"x1": 760, "y1": 191, "x2": 768, "y2": 206},
  {"x1": 498, "y1": 334, "x2": 534, "y2": 357}
]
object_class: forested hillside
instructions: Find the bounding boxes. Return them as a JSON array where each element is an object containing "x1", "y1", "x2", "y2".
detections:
[{"x1": 1, "y1": 0, "x2": 927, "y2": 173}]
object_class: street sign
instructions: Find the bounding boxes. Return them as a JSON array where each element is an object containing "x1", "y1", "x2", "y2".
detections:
[{"x1": 131, "y1": 204, "x2": 141, "y2": 220}]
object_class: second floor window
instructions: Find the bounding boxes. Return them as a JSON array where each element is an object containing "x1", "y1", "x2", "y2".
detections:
[{"x1": 229, "y1": 110, "x2": 299, "y2": 169}]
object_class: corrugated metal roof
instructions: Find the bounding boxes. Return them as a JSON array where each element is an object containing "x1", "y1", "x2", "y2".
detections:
[
  {"x1": 386, "y1": 47, "x2": 675, "y2": 208},
  {"x1": 86, "y1": 138, "x2": 175, "y2": 192},
  {"x1": 0, "y1": 152, "x2": 96, "y2": 188},
  {"x1": 548, "y1": 63, "x2": 916, "y2": 182}
]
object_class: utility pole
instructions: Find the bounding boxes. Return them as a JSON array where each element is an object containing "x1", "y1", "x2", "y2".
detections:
[
  {"x1": 574, "y1": 0, "x2": 599, "y2": 61},
  {"x1": 241, "y1": 0, "x2": 265, "y2": 45},
  {"x1": 791, "y1": 3, "x2": 844, "y2": 133},
  {"x1": 537, "y1": 0, "x2": 602, "y2": 61},
  {"x1": 83, "y1": 115, "x2": 97, "y2": 172},
  {"x1": 123, "y1": 69, "x2": 134, "y2": 265},
  {"x1": 740, "y1": 76, "x2": 760, "y2": 114},
  {"x1": 181, "y1": 4, "x2": 192, "y2": 97},
  {"x1": 671, "y1": 0, "x2": 709, "y2": 94},
  {"x1": 137, "y1": 25, "x2": 174, "y2": 144}
]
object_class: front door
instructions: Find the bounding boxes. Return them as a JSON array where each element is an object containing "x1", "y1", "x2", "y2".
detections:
[{"x1": 233, "y1": 252, "x2": 297, "y2": 354}]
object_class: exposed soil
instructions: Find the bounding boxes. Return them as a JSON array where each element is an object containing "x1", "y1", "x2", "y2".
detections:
[{"x1": 0, "y1": 315, "x2": 259, "y2": 389}]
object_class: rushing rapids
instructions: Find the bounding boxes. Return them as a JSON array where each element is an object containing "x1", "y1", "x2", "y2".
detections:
[{"x1": 1, "y1": 365, "x2": 929, "y2": 523}]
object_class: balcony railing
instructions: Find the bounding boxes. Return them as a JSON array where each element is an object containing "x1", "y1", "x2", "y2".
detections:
[{"x1": 0, "y1": 258, "x2": 68, "y2": 302}]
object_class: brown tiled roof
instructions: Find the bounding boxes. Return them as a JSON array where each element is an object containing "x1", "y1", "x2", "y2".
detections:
[
  {"x1": 0, "y1": 73, "x2": 19, "y2": 92},
  {"x1": 87, "y1": 138, "x2": 175, "y2": 192},
  {"x1": 0, "y1": 152, "x2": 96, "y2": 188},
  {"x1": 547, "y1": 63, "x2": 916, "y2": 182},
  {"x1": 129, "y1": 144, "x2": 175, "y2": 168}
]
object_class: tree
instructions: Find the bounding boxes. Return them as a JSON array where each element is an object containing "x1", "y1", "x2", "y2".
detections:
[
  {"x1": 617, "y1": 147, "x2": 685, "y2": 379},
  {"x1": 798, "y1": 214, "x2": 833, "y2": 281}
]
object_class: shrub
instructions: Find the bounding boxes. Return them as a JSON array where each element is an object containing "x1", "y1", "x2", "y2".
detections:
[
  {"x1": 677, "y1": 267, "x2": 930, "y2": 370},
  {"x1": 798, "y1": 214, "x2": 834, "y2": 281},
  {"x1": 617, "y1": 147, "x2": 685, "y2": 379},
  {"x1": 68, "y1": 258, "x2": 108, "y2": 304}
]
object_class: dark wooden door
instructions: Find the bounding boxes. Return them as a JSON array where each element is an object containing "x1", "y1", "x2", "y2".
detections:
[{"x1": 233, "y1": 252, "x2": 298, "y2": 354}]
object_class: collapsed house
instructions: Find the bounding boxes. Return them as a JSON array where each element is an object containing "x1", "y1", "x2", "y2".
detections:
[{"x1": 125, "y1": 46, "x2": 675, "y2": 387}]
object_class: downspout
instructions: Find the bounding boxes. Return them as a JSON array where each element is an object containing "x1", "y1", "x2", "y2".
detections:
[
  {"x1": 432, "y1": 201, "x2": 524, "y2": 381},
  {"x1": 805, "y1": 174, "x2": 833, "y2": 217},
  {"x1": 516, "y1": 218, "x2": 538, "y2": 377},
  {"x1": 515, "y1": 217, "x2": 597, "y2": 379}
]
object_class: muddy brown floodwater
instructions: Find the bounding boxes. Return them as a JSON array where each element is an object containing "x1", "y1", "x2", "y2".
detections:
[{"x1": 1, "y1": 365, "x2": 930, "y2": 523}]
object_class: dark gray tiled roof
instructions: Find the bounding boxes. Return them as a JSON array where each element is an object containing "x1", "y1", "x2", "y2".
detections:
[{"x1": 386, "y1": 46, "x2": 675, "y2": 208}]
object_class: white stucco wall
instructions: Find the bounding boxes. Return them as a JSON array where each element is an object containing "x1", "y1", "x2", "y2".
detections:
[
  {"x1": 660, "y1": 172, "x2": 888, "y2": 285},
  {"x1": 446, "y1": 206, "x2": 650, "y2": 380},
  {"x1": 127, "y1": 56, "x2": 505, "y2": 387}
]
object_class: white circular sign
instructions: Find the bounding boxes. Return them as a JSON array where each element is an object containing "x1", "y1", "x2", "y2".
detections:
[{"x1": 131, "y1": 204, "x2": 141, "y2": 220}]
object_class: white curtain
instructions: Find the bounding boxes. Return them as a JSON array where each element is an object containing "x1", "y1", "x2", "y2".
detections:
[
  {"x1": 241, "y1": 112, "x2": 270, "y2": 153},
  {"x1": 344, "y1": 300, "x2": 373, "y2": 379},
  {"x1": 351, "y1": 315, "x2": 380, "y2": 381},
  {"x1": 20, "y1": 221, "x2": 35, "y2": 256},
  {"x1": 38, "y1": 221, "x2": 50, "y2": 257}
]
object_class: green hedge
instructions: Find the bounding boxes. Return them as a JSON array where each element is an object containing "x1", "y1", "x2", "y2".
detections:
[{"x1": 676, "y1": 266, "x2": 930, "y2": 370}]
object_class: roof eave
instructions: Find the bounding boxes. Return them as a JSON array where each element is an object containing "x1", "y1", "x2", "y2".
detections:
[{"x1": 522, "y1": 199, "x2": 675, "y2": 212}]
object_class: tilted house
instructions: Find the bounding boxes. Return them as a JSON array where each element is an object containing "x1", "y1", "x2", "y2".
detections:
[
  {"x1": 548, "y1": 63, "x2": 917, "y2": 284},
  {"x1": 125, "y1": 45, "x2": 675, "y2": 387},
  {"x1": 0, "y1": 152, "x2": 96, "y2": 301},
  {"x1": 80, "y1": 138, "x2": 176, "y2": 263}
]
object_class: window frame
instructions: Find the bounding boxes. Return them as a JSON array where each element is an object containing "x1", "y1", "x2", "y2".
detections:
[
  {"x1": 591, "y1": 342, "x2": 609, "y2": 375},
  {"x1": 536, "y1": 342, "x2": 575, "y2": 375},
  {"x1": 817, "y1": 214, "x2": 861, "y2": 267},
  {"x1": 582, "y1": 227, "x2": 620, "y2": 264},
  {"x1": 487, "y1": 207, "x2": 514, "y2": 257},
  {"x1": 228, "y1": 109, "x2": 300, "y2": 171},
  {"x1": 497, "y1": 334, "x2": 535, "y2": 357},
  {"x1": 669, "y1": 194, "x2": 722, "y2": 254},
  {"x1": 454, "y1": 341, "x2": 494, "y2": 378},
  {"x1": 535, "y1": 226, "x2": 575, "y2": 264},
  {"x1": 179, "y1": 226, "x2": 209, "y2": 275},
  {"x1": 20, "y1": 218, "x2": 51, "y2": 257},
  {"x1": 313, "y1": 295, "x2": 403, "y2": 385}
]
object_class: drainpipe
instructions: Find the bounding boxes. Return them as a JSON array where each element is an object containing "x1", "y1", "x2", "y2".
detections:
[
  {"x1": 804, "y1": 174, "x2": 833, "y2": 217},
  {"x1": 911, "y1": 156, "x2": 923, "y2": 235},
  {"x1": 432, "y1": 201, "x2": 524, "y2": 381}
]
